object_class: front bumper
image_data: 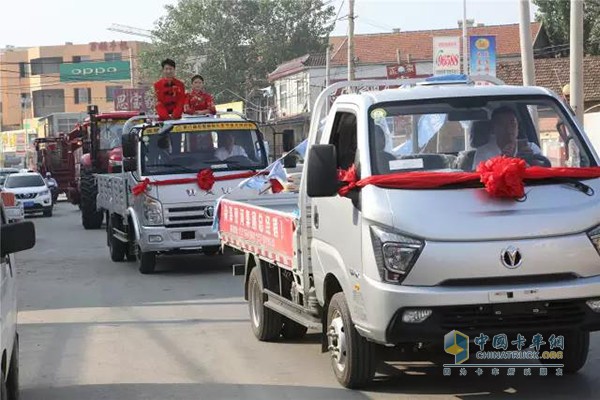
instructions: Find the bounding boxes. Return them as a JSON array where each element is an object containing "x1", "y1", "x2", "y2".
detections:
[
  {"x1": 138, "y1": 224, "x2": 219, "y2": 252},
  {"x1": 356, "y1": 274, "x2": 600, "y2": 345},
  {"x1": 17, "y1": 195, "x2": 52, "y2": 213}
]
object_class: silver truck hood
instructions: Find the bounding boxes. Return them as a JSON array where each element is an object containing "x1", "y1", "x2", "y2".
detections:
[{"x1": 361, "y1": 179, "x2": 600, "y2": 241}]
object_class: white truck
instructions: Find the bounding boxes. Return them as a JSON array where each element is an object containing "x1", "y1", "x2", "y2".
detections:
[
  {"x1": 219, "y1": 76, "x2": 600, "y2": 388},
  {"x1": 97, "y1": 113, "x2": 296, "y2": 274}
]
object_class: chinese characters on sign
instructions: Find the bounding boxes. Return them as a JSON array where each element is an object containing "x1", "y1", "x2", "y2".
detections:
[
  {"x1": 90, "y1": 41, "x2": 129, "y2": 52},
  {"x1": 469, "y1": 35, "x2": 497, "y2": 77},
  {"x1": 114, "y1": 89, "x2": 154, "y2": 113},
  {"x1": 433, "y1": 36, "x2": 461, "y2": 75},
  {"x1": 386, "y1": 63, "x2": 417, "y2": 79},
  {"x1": 218, "y1": 200, "x2": 295, "y2": 269}
]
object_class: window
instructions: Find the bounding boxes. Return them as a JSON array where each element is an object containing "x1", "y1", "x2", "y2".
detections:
[
  {"x1": 20, "y1": 93, "x2": 31, "y2": 109},
  {"x1": 32, "y1": 89, "x2": 65, "y2": 117},
  {"x1": 104, "y1": 53, "x2": 122, "y2": 61},
  {"x1": 74, "y1": 88, "x2": 91, "y2": 104},
  {"x1": 279, "y1": 82, "x2": 288, "y2": 114},
  {"x1": 30, "y1": 57, "x2": 63, "y2": 75},
  {"x1": 72, "y1": 55, "x2": 91, "y2": 63},
  {"x1": 105, "y1": 86, "x2": 123, "y2": 102},
  {"x1": 329, "y1": 111, "x2": 358, "y2": 170},
  {"x1": 296, "y1": 80, "x2": 306, "y2": 112},
  {"x1": 57, "y1": 117, "x2": 81, "y2": 134},
  {"x1": 18, "y1": 62, "x2": 29, "y2": 78}
]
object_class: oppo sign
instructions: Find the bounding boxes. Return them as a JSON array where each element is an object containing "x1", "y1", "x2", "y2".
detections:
[{"x1": 60, "y1": 60, "x2": 131, "y2": 82}]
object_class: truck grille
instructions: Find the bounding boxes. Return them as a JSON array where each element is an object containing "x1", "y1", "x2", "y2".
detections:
[
  {"x1": 439, "y1": 300, "x2": 586, "y2": 332},
  {"x1": 15, "y1": 193, "x2": 37, "y2": 199},
  {"x1": 164, "y1": 205, "x2": 213, "y2": 228}
]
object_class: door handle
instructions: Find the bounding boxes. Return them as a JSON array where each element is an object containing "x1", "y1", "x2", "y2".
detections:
[{"x1": 313, "y1": 206, "x2": 319, "y2": 229}]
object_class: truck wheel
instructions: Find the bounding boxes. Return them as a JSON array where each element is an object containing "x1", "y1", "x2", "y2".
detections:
[
  {"x1": 248, "y1": 267, "x2": 282, "y2": 341},
  {"x1": 6, "y1": 334, "x2": 18, "y2": 400},
  {"x1": 563, "y1": 331, "x2": 589, "y2": 373},
  {"x1": 138, "y1": 250, "x2": 157, "y2": 274},
  {"x1": 108, "y1": 216, "x2": 126, "y2": 262},
  {"x1": 43, "y1": 207, "x2": 53, "y2": 217},
  {"x1": 327, "y1": 292, "x2": 375, "y2": 389},
  {"x1": 281, "y1": 317, "x2": 308, "y2": 340},
  {"x1": 80, "y1": 171, "x2": 103, "y2": 230}
]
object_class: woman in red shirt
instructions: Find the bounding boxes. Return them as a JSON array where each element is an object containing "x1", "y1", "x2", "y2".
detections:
[{"x1": 185, "y1": 75, "x2": 217, "y2": 115}]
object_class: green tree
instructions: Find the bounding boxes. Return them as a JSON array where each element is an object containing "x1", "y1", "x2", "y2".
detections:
[
  {"x1": 139, "y1": 0, "x2": 335, "y2": 103},
  {"x1": 533, "y1": 0, "x2": 600, "y2": 56}
]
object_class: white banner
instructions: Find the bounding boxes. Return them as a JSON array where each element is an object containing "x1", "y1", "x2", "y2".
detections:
[{"x1": 433, "y1": 36, "x2": 461, "y2": 75}]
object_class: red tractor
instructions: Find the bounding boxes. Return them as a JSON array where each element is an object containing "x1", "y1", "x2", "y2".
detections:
[
  {"x1": 70, "y1": 106, "x2": 143, "y2": 229},
  {"x1": 34, "y1": 133, "x2": 83, "y2": 204}
]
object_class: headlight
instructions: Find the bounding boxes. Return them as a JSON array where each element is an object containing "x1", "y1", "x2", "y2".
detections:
[
  {"x1": 587, "y1": 225, "x2": 600, "y2": 255},
  {"x1": 370, "y1": 226, "x2": 424, "y2": 284},
  {"x1": 41, "y1": 190, "x2": 50, "y2": 196},
  {"x1": 142, "y1": 194, "x2": 163, "y2": 225}
]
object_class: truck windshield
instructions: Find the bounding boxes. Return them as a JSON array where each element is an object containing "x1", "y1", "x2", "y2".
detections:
[
  {"x1": 368, "y1": 96, "x2": 594, "y2": 175},
  {"x1": 140, "y1": 122, "x2": 268, "y2": 175},
  {"x1": 99, "y1": 120, "x2": 126, "y2": 150}
]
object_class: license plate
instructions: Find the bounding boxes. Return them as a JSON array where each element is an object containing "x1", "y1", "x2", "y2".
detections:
[
  {"x1": 488, "y1": 288, "x2": 540, "y2": 303},
  {"x1": 23, "y1": 201, "x2": 35, "y2": 208}
]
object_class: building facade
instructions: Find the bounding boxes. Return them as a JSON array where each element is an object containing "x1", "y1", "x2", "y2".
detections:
[
  {"x1": 0, "y1": 40, "x2": 146, "y2": 130},
  {"x1": 265, "y1": 22, "x2": 549, "y2": 145}
]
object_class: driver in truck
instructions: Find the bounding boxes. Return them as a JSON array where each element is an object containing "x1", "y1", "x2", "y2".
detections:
[
  {"x1": 215, "y1": 133, "x2": 247, "y2": 160},
  {"x1": 472, "y1": 106, "x2": 542, "y2": 169}
]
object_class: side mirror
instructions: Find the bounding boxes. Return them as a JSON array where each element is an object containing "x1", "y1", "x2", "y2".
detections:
[
  {"x1": 123, "y1": 158, "x2": 137, "y2": 172},
  {"x1": 1, "y1": 220, "x2": 36, "y2": 258},
  {"x1": 307, "y1": 144, "x2": 339, "y2": 197},
  {"x1": 122, "y1": 133, "x2": 137, "y2": 158}
]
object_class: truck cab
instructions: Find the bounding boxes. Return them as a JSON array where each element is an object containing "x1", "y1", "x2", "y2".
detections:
[{"x1": 221, "y1": 76, "x2": 600, "y2": 388}]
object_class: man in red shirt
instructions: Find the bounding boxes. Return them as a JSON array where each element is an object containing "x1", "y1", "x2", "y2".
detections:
[
  {"x1": 154, "y1": 59, "x2": 186, "y2": 120},
  {"x1": 185, "y1": 75, "x2": 217, "y2": 115}
]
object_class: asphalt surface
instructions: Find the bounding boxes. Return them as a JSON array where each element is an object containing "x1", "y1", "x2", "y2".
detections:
[{"x1": 13, "y1": 202, "x2": 600, "y2": 399}]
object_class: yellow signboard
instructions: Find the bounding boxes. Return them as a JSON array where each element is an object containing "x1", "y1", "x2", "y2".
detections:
[
  {"x1": 1, "y1": 131, "x2": 18, "y2": 152},
  {"x1": 144, "y1": 121, "x2": 257, "y2": 135},
  {"x1": 216, "y1": 101, "x2": 244, "y2": 113}
]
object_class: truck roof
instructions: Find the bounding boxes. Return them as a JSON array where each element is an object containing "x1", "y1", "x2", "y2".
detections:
[{"x1": 337, "y1": 84, "x2": 559, "y2": 106}]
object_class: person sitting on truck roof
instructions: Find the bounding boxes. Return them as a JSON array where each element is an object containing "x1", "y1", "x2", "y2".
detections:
[
  {"x1": 184, "y1": 75, "x2": 217, "y2": 116},
  {"x1": 472, "y1": 107, "x2": 542, "y2": 169},
  {"x1": 215, "y1": 133, "x2": 248, "y2": 160},
  {"x1": 154, "y1": 59, "x2": 186, "y2": 121}
]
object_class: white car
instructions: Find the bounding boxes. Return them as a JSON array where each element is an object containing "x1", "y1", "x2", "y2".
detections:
[
  {"x1": 0, "y1": 201, "x2": 36, "y2": 399},
  {"x1": 2, "y1": 173, "x2": 53, "y2": 217},
  {"x1": 0, "y1": 168, "x2": 19, "y2": 190}
]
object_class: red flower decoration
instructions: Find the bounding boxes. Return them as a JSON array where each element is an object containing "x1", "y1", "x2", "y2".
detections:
[
  {"x1": 132, "y1": 178, "x2": 150, "y2": 196},
  {"x1": 338, "y1": 165, "x2": 359, "y2": 196},
  {"x1": 476, "y1": 156, "x2": 527, "y2": 199},
  {"x1": 197, "y1": 169, "x2": 215, "y2": 192}
]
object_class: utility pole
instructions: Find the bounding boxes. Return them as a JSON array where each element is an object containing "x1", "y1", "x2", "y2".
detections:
[
  {"x1": 325, "y1": 45, "x2": 331, "y2": 88},
  {"x1": 519, "y1": 0, "x2": 536, "y2": 86},
  {"x1": 570, "y1": 0, "x2": 584, "y2": 124},
  {"x1": 347, "y1": 0, "x2": 356, "y2": 81},
  {"x1": 462, "y1": 0, "x2": 468, "y2": 75}
]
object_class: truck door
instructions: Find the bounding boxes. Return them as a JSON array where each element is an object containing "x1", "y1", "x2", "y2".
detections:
[
  {"x1": 311, "y1": 107, "x2": 364, "y2": 306},
  {"x1": 0, "y1": 212, "x2": 18, "y2": 356}
]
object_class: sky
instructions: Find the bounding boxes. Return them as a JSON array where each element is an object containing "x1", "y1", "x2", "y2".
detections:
[{"x1": 0, "y1": 0, "x2": 538, "y2": 48}]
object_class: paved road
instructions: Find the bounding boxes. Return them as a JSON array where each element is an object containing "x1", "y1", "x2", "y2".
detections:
[{"x1": 13, "y1": 203, "x2": 600, "y2": 399}]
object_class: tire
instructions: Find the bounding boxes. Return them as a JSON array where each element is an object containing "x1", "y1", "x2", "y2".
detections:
[
  {"x1": 108, "y1": 215, "x2": 126, "y2": 262},
  {"x1": 563, "y1": 331, "x2": 589, "y2": 373},
  {"x1": 281, "y1": 317, "x2": 308, "y2": 340},
  {"x1": 6, "y1": 334, "x2": 18, "y2": 400},
  {"x1": 203, "y1": 246, "x2": 220, "y2": 256},
  {"x1": 80, "y1": 171, "x2": 103, "y2": 230},
  {"x1": 43, "y1": 207, "x2": 53, "y2": 217},
  {"x1": 138, "y1": 250, "x2": 157, "y2": 274},
  {"x1": 248, "y1": 267, "x2": 282, "y2": 341},
  {"x1": 327, "y1": 292, "x2": 376, "y2": 389}
]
